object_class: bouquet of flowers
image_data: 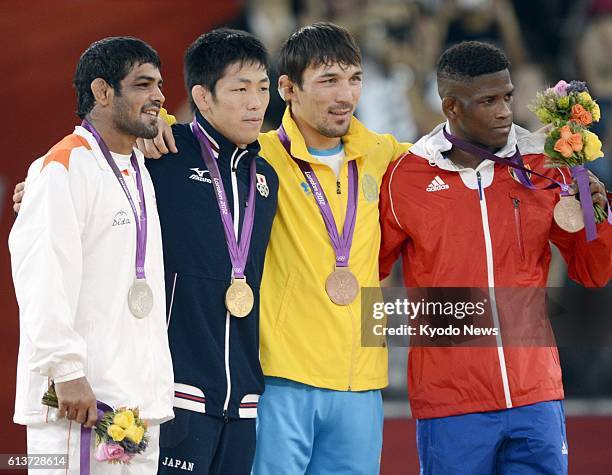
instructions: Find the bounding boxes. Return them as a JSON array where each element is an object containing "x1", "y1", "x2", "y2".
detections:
[
  {"x1": 529, "y1": 80, "x2": 607, "y2": 225},
  {"x1": 42, "y1": 384, "x2": 148, "y2": 464}
]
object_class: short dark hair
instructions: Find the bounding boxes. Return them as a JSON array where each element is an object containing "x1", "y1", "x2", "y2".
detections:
[
  {"x1": 278, "y1": 22, "x2": 361, "y2": 88},
  {"x1": 437, "y1": 41, "x2": 510, "y2": 83},
  {"x1": 184, "y1": 28, "x2": 268, "y2": 109},
  {"x1": 74, "y1": 37, "x2": 160, "y2": 119}
]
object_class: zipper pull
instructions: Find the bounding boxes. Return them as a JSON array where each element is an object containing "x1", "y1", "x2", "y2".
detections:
[
  {"x1": 476, "y1": 171, "x2": 483, "y2": 200},
  {"x1": 223, "y1": 410, "x2": 229, "y2": 423},
  {"x1": 337, "y1": 180, "x2": 341, "y2": 195},
  {"x1": 513, "y1": 197, "x2": 520, "y2": 208}
]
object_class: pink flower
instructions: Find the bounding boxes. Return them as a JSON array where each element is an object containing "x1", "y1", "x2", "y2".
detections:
[
  {"x1": 553, "y1": 80, "x2": 569, "y2": 96},
  {"x1": 119, "y1": 452, "x2": 134, "y2": 463},
  {"x1": 95, "y1": 442, "x2": 125, "y2": 462}
]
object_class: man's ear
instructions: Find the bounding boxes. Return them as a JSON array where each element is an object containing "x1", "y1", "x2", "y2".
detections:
[
  {"x1": 278, "y1": 75, "x2": 296, "y2": 103},
  {"x1": 192, "y1": 85, "x2": 214, "y2": 114},
  {"x1": 90, "y1": 78, "x2": 112, "y2": 107},
  {"x1": 441, "y1": 96, "x2": 458, "y2": 121}
]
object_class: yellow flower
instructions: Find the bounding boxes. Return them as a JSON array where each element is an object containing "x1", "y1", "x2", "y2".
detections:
[
  {"x1": 124, "y1": 424, "x2": 145, "y2": 444},
  {"x1": 557, "y1": 96, "x2": 570, "y2": 109},
  {"x1": 159, "y1": 108, "x2": 177, "y2": 126},
  {"x1": 113, "y1": 410, "x2": 135, "y2": 429},
  {"x1": 535, "y1": 108, "x2": 552, "y2": 123},
  {"x1": 107, "y1": 424, "x2": 126, "y2": 442},
  {"x1": 583, "y1": 130, "x2": 604, "y2": 162},
  {"x1": 578, "y1": 91, "x2": 592, "y2": 103},
  {"x1": 592, "y1": 103, "x2": 601, "y2": 122}
]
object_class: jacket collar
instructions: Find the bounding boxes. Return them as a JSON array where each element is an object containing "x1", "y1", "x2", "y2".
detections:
[
  {"x1": 279, "y1": 107, "x2": 380, "y2": 164},
  {"x1": 409, "y1": 121, "x2": 545, "y2": 173},
  {"x1": 194, "y1": 110, "x2": 261, "y2": 168}
]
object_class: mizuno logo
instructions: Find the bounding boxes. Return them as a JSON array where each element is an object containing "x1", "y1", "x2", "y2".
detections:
[
  {"x1": 189, "y1": 168, "x2": 211, "y2": 183},
  {"x1": 426, "y1": 176, "x2": 450, "y2": 192}
]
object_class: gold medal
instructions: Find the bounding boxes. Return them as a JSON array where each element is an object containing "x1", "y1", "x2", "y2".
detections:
[
  {"x1": 225, "y1": 278, "x2": 254, "y2": 318},
  {"x1": 325, "y1": 268, "x2": 360, "y2": 306},
  {"x1": 554, "y1": 196, "x2": 584, "y2": 233}
]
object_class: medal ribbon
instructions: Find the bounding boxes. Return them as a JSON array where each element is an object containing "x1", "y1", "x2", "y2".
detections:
[
  {"x1": 277, "y1": 126, "x2": 358, "y2": 268},
  {"x1": 79, "y1": 400, "x2": 113, "y2": 475},
  {"x1": 82, "y1": 120, "x2": 148, "y2": 278},
  {"x1": 442, "y1": 127, "x2": 611, "y2": 241},
  {"x1": 191, "y1": 119, "x2": 257, "y2": 279}
]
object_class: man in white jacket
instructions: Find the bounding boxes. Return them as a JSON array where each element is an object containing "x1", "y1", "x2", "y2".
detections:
[{"x1": 9, "y1": 37, "x2": 174, "y2": 474}]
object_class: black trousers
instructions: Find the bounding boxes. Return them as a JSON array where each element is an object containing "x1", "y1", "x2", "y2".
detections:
[{"x1": 158, "y1": 409, "x2": 256, "y2": 475}]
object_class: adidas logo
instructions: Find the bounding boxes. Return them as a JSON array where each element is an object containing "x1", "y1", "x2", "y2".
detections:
[
  {"x1": 561, "y1": 440, "x2": 568, "y2": 455},
  {"x1": 426, "y1": 176, "x2": 449, "y2": 192}
]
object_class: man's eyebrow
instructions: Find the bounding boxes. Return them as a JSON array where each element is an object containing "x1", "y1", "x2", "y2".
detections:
[
  {"x1": 475, "y1": 88, "x2": 514, "y2": 99},
  {"x1": 133, "y1": 75, "x2": 162, "y2": 83},
  {"x1": 234, "y1": 77, "x2": 270, "y2": 84},
  {"x1": 317, "y1": 70, "x2": 363, "y2": 80}
]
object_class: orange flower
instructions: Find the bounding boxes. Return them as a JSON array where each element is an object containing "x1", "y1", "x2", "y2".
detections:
[
  {"x1": 554, "y1": 125, "x2": 583, "y2": 158},
  {"x1": 570, "y1": 104, "x2": 593, "y2": 126}
]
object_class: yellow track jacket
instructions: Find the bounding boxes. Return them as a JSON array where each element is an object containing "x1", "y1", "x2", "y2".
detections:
[{"x1": 258, "y1": 109, "x2": 410, "y2": 391}]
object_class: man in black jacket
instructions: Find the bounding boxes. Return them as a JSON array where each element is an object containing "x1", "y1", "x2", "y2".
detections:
[{"x1": 147, "y1": 29, "x2": 278, "y2": 474}]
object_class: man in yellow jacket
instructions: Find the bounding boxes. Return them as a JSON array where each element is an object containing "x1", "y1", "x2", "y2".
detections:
[{"x1": 252, "y1": 23, "x2": 409, "y2": 474}]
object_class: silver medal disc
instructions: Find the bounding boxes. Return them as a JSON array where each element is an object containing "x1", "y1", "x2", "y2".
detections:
[{"x1": 128, "y1": 279, "x2": 154, "y2": 319}]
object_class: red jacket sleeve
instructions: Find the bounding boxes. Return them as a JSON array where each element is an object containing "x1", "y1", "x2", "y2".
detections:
[
  {"x1": 549, "y1": 203, "x2": 612, "y2": 288},
  {"x1": 379, "y1": 156, "x2": 410, "y2": 280}
]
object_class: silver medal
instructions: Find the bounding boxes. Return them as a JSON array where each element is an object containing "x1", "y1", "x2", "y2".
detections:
[{"x1": 128, "y1": 279, "x2": 154, "y2": 319}]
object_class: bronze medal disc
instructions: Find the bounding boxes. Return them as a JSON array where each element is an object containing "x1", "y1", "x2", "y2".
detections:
[
  {"x1": 225, "y1": 279, "x2": 254, "y2": 318},
  {"x1": 325, "y1": 268, "x2": 360, "y2": 306},
  {"x1": 554, "y1": 196, "x2": 585, "y2": 233}
]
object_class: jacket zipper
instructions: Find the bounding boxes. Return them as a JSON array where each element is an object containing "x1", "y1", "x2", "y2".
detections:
[
  {"x1": 511, "y1": 197, "x2": 525, "y2": 261},
  {"x1": 476, "y1": 170, "x2": 512, "y2": 409},
  {"x1": 222, "y1": 148, "x2": 248, "y2": 421}
]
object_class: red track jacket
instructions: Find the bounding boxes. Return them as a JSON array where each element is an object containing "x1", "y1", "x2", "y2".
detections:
[{"x1": 379, "y1": 124, "x2": 612, "y2": 419}]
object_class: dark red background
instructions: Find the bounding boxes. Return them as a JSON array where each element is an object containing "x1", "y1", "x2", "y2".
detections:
[{"x1": 1, "y1": 2, "x2": 611, "y2": 474}]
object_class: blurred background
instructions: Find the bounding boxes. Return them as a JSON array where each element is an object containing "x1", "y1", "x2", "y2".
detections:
[{"x1": 0, "y1": 0, "x2": 610, "y2": 473}]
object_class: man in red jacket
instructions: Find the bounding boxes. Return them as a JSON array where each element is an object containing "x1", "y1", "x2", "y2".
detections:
[{"x1": 379, "y1": 41, "x2": 611, "y2": 475}]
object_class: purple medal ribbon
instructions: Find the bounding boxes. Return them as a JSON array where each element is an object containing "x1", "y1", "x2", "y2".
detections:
[
  {"x1": 277, "y1": 126, "x2": 358, "y2": 268},
  {"x1": 79, "y1": 400, "x2": 113, "y2": 475},
  {"x1": 190, "y1": 119, "x2": 257, "y2": 279},
  {"x1": 81, "y1": 120, "x2": 148, "y2": 278},
  {"x1": 442, "y1": 127, "x2": 611, "y2": 242}
]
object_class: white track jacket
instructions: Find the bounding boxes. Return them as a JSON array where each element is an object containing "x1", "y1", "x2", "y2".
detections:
[{"x1": 9, "y1": 126, "x2": 174, "y2": 425}]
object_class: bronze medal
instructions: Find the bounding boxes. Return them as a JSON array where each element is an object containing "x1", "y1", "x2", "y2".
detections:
[
  {"x1": 225, "y1": 278, "x2": 254, "y2": 318},
  {"x1": 325, "y1": 268, "x2": 360, "y2": 306},
  {"x1": 554, "y1": 196, "x2": 584, "y2": 233}
]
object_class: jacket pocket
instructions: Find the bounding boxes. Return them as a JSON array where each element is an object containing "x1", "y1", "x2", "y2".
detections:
[
  {"x1": 238, "y1": 394, "x2": 260, "y2": 419},
  {"x1": 510, "y1": 195, "x2": 525, "y2": 261},
  {"x1": 166, "y1": 272, "x2": 179, "y2": 329},
  {"x1": 173, "y1": 382, "x2": 206, "y2": 414},
  {"x1": 274, "y1": 272, "x2": 299, "y2": 332}
]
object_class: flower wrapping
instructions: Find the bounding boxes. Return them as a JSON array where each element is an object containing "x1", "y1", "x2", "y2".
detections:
[{"x1": 42, "y1": 384, "x2": 149, "y2": 465}]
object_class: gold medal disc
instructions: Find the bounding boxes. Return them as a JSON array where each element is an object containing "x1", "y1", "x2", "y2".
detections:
[{"x1": 225, "y1": 278, "x2": 254, "y2": 318}]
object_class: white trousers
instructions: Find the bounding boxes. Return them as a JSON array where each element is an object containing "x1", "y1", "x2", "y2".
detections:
[{"x1": 26, "y1": 419, "x2": 160, "y2": 474}]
